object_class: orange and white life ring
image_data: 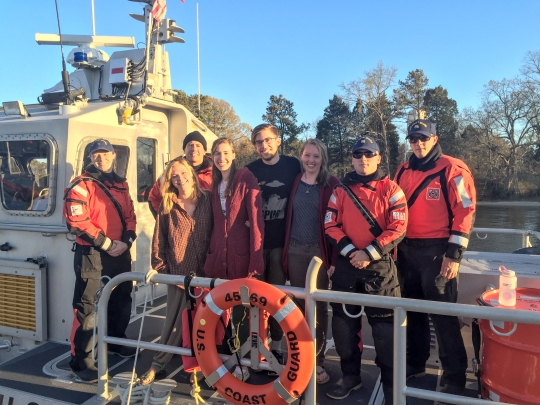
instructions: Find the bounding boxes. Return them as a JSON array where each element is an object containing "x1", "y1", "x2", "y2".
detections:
[{"x1": 193, "y1": 278, "x2": 315, "y2": 405}]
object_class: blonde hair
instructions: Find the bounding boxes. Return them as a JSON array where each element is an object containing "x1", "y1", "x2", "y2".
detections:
[
  {"x1": 160, "y1": 158, "x2": 202, "y2": 214},
  {"x1": 299, "y1": 139, "x2": 331, "y2": 186}
]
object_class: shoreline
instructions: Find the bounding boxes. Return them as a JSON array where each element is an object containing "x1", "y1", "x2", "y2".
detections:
[{"x1": 477, "y1": 201, "x2": 540, "y2": 207}]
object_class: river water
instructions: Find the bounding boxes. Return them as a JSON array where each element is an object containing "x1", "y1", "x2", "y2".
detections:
[{"x1": 469, "y1": 204, "x2": 540, "y2": 253}]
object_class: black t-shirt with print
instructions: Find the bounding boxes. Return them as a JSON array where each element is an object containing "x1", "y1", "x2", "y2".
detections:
[{"x1": 246, "y1": 155, "x2": 301, "y2": 249}]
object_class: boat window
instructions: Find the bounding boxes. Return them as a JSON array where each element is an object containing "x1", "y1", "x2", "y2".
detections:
[
  {"x1": 136, "y1": 138, "x2": 156, "y2": 202},
  {"x1": 0, "y1": 140, "x2": 51, "y2": 212},
  {"x1": 82, "y1": 144, "x2": 130, "y2": 178}
]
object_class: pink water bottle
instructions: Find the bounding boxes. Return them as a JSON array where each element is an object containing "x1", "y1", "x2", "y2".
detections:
[{"x1": 498, "y1": 265, "x2": 517, "y2": 306}]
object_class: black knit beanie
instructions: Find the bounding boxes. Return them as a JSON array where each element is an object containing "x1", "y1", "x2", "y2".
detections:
[{"x1": 182, "y1": 131, "x2": 207, "y2": 151}]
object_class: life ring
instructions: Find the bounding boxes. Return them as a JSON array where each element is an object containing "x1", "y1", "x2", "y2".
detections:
[{"x1": 193, "y1": 278, "x2": 315, "y2": 405}]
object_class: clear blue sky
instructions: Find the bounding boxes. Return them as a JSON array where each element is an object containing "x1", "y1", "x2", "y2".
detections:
[{"x1": 2, "y1": 0, "x2": 540, "y2": 134}]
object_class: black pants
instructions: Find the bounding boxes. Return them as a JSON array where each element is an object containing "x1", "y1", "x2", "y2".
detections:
[
  {"x1": 330, "y1": 256, "x2": 400, "y2": 387},
  {"x1": 70, "y1": 244, "x2": 132, "y2": 369},
  {"x1": 397, "y1": 240, "x2": 467, "y2": 387}
]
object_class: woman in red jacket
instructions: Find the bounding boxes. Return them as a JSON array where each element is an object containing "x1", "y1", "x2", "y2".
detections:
[
  {"x1": 282, "y1": 138, "x2": 340, "y2": 385},
  {"x1": 203, "y1": 137, "x2": 264, "y2": 381}
]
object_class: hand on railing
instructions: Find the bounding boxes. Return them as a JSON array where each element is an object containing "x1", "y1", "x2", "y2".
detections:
[{"x1": 145, "y1": 269, "x2": 158, "y2": 284}]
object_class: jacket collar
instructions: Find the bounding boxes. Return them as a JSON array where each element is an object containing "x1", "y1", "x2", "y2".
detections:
[
  {"x1": 84, "y1": 164, "x2": 126, "y2": 184},
  {"x1": 343, "y1": 167, "x2": 387, "y2": 185},
  {"x1": 193, "y1": 156, "x2": 213, "y2": 173},
  {"x1": 409, "y1": 143, "x2": 442, "y2": 171}
]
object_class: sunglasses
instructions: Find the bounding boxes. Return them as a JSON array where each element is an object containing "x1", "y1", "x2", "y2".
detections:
[
  {"x1": 407, "y1": 135, "x2": 431, "y2": 143},
  {"x1": 353, "y1": 151, "x2": 378, "y2": 159}
]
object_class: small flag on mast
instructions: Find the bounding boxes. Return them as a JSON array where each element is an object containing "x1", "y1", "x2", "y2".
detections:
[{"x1": 151, "y1": 0, "x2": 167, "y2": 22}]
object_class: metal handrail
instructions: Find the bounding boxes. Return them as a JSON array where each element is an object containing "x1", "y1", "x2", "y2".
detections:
[
  {"x1": 304, "y1": 256, "x2": 540, "y2": 405},
  {"x1": 95, "y1": 259, "x2": 540, "y2": 404},
  {"x1": 96, "y1": 272, "x2": 306, "y2": 401},
  {"x1": 472, "y1": 227, "x2": 540, "y2": 248}
]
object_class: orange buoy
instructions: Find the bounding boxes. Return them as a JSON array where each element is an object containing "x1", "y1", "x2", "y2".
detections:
[
  {"x1": 193, "y1": 278, "x2": 315, "y2": 405},
  {"x1": 479, "y1": 287, "x2": 540, "y2": 404}
]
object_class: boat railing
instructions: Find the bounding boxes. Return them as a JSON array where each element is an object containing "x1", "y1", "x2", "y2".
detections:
[
  {"x1": 472, "y1": 227, "x2": 540, "y2": 248},
  {"x1": 96, "y1": 272, "x2": 309, "y2": 402},
  {"x1": 96, "y1": 258, "x2": 540, "y2": 405}
]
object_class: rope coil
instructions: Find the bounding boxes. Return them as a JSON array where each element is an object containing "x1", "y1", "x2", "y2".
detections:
[{"x1": 115, "y1": 376, "x2": 174, "y2": 405}]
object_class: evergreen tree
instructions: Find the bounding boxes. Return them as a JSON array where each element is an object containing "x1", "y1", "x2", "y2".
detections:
[
  {"x1": 396, "y1": 69, "x2": 429, "y2": 114},
  {"x1": 262, "y1": 95, "x2": 308, "y2": 155},
  {"x1": 316, "y1": 95, "x2": 356, "y2": 178},
  {"x1": 424, "y1": 86, "x2": 459, "y2": 156}
]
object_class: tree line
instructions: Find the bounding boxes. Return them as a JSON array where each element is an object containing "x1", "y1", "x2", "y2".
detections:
[{"x1": 176, "y1": 51, "x2": 540, "y2": 199}]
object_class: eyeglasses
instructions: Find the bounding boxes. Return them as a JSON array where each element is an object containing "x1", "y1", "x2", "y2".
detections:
[
  {"x1": 407, "y1": 135, "x2": 431, "y2": 144},
  {"x1": 352, "y1": 151, "x2": 378, "y2": 159},
  {"x1": 254, "y1": 137, "x2": 277, "y2": 147}
]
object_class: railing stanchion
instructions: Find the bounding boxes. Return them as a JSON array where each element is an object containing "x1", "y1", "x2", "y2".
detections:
[
  {"x1": 304, "y1": 256, "x2": 323, "y2": 405},
  {"x1": 394, "y1": 307, "x2": 407, "y2": 405}
]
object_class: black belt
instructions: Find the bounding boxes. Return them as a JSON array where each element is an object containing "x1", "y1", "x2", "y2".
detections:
[{"x1": 401, "y1": 237, "x2": 447, "y2": 247}]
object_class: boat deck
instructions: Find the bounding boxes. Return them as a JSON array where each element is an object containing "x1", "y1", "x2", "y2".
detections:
[{"x1": 0, "y1": 293, "x2": 481, "y2": 404}]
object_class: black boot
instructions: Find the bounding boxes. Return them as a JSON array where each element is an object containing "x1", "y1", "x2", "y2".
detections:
[
  {"x1": 71, "y1": 358, "x2": 98, "y2": 383},
  {"x1": 326, "y1": 375, "x2": 362, "y2": 399},
  {"x1": 383, "y1": 384, "x2": 393, "y2": 404}
]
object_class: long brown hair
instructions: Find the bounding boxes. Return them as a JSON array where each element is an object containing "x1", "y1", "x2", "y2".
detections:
[
  {"x1": 160, "y1": 158, "x2": 202, "y2": 214},
  {"x1": 299, "y1": 138, "x2": 331, "y2": 186},
  {"x1": 211, "y1": 138, "x2": 238, "y2": 197}
]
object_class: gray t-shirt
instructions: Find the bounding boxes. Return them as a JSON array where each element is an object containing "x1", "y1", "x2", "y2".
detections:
[{"x1": 290, "y1": 181, "x2": 320, "y2": 245}]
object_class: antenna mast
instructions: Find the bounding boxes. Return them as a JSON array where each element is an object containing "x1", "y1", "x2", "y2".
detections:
[
  {"x1": 91, "y1": 0, "x2": 96, "y2": 35},
  {"x1": 197, "y1": 3, "x2": 201, "y2": 118},
  {"x1": 53, "y1": 0, "x2": 72, "y2": 104}
]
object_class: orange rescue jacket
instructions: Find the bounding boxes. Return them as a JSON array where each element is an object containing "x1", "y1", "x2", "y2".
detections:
[
  {"x1": 325, "y1": 170, "x2": 407, "y2": 261},
  {"x1": 394, "y1": 150, "x2": 476, "y2": 261},
  {"x1": 63, "y1": 165, "x2": 137, "y2": 251}
]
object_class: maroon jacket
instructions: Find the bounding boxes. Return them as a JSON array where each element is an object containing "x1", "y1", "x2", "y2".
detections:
[
  {"x1": 282, "y1": 173, "x2": 341, "y2": 278},
  {"x1": 203, "y1": 168, "x2": 265, "y2": 279}
]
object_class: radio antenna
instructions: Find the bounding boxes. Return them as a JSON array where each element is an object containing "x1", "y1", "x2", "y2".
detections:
[{"x1": 53, "y1": 0, "x2": 72, "y2": 104}]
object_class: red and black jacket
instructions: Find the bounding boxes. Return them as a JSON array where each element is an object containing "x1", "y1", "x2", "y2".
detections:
[
  {"x1": 394, "y1": 144, "x2": 476, "y2": 262},
  {"x1": 325, "y1": 169, "x2": 407, "y2": 263},
  {"x1": 63, "y1": 165, "x2": 137, "y2": 251}
]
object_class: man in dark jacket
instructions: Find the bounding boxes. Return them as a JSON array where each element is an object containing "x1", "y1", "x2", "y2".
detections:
[{"x1": 63, "y1": 139, "x2": 137, "y2": 382}]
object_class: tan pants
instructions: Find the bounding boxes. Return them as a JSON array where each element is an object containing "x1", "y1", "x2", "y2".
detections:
[
  {"x1": 152, "y1": 284, "x2": 187, "y2": 370},
  {"x1": 287, "y1": 241, "x2": 329, "y2": 366}
]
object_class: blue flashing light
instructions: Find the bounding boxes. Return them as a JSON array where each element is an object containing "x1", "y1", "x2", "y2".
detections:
[{"x1": 74, "y1": 52, "x2": 88, "y2": 63}]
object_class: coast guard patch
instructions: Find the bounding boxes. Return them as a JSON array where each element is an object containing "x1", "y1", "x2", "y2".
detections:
[
  {"x1": 70, "y1": 204, "x2": 83, "y2": 216},
  {"x1": 426, "y1": 188, "x2": 440, "y2": 200},
  {"x1": 324, "y1": 212, "x2": 332, "y2": 224}
]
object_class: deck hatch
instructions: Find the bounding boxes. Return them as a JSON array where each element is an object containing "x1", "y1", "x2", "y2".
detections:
[{"x1": 0, "y1": 258, "x2": 47, "y2": 340}]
